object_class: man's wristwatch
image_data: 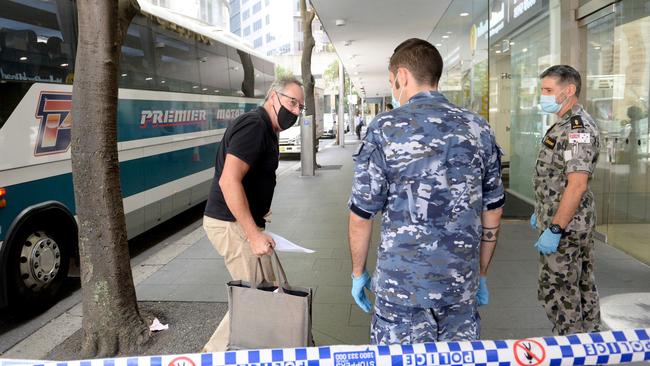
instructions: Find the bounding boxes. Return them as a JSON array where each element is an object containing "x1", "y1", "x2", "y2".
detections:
[{"x1": 549, "y1": 224, "x2": 564, "y2": 235}]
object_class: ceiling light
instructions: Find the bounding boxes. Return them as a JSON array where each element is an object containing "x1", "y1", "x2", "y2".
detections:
[
  {"x1": 193, "y1": 85, "x2": 199, "y2": 89},
  {"x1": 202, "y1": 88, "x2": 208, "y2": 91},
  {"x1": 161, "y1": 80, "x2": 166, "y2": 83},
  {"x1": 121, "y1": 73, "x2": 128, "y2": 77},
  {"x1": 446, "y1": 31, "x2": 452, "y2": 34},
  {"x1": 60, "y1": 63, "x2": 69, "y2": 67},
  {"x1": 335, "y1": 19, "x2": 346, "y2": 26},
  {"x1": 509, "y1": 41, "x2": 515, "y2": 45},
  {"x1": 344, "y1": 40, "x2": 352, "y2": 46},
  {"x1": 214, "y1": 90, "x2": 220, "y2": 93},
  {"x1": 522, "y1": 48, "x2": 528, "y2": 53},
  {"x1": 495, "y1": 50, "x2": 501, "y2": 54},
  {"x1": 460, "y1": 12, "x2": 469, "y2": 17},
  {"x1": 442, "y1": 35, "x2": 449, "y2": 39},
  {"x1": 594, "y1": 46, "x2": 601, "y2": 50},
  {"x1": 19, "y1": 56, "x2": 27, "y2": 61},
  {"x1": 435, "y1": 43, "x2": 442, "y2": 47},
  {"x1": 145, "y1": 77, "x2": 153, "y2": 81}
]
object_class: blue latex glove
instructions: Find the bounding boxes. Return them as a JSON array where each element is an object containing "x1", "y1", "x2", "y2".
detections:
[
  {"x1": 534, "y1": 228, "x2": 561, "y2": 255},
  {"x1": 530, "y1": 213, "x2": 537, "y2": 230},
  {"x1": 477, "y1": 276, "x2": 489, "y2": 306},
  {"x1": 351, "y1": 271, "x2": 372, "y2": 313}
]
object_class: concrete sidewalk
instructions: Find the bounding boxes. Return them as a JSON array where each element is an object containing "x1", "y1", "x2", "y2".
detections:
[
  {"x1": 4, "y1": 135, "x2": 649, "y2": 359},
  {"x1": 135, "y1": 135, "x2": 650, "y2": 344}
]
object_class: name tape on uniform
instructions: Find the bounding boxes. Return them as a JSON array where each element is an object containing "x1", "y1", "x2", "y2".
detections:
[{"x1": 2, "y1": 328, "x2": 649, "y2": 366}]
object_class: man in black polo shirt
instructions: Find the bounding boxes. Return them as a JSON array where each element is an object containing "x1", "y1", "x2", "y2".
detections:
[{"x1": 202, "y1": 76, "x2": 305, "y2": 352}]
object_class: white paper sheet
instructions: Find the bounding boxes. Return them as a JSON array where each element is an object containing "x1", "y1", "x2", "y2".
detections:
[
  {"x1": 266, "y1": 232, "x2": 315, "y2": 253},
  {"x1": 149, "y1": 317, "x2": 169, "y2": 332}
]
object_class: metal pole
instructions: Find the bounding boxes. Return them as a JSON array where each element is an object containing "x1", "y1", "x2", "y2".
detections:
[
  {"x1": 338, "y1": 60, "x2": 345, "y2": 147},
  {"x1": 300, "y1": 115, "x2": 315, "y2": 176}
]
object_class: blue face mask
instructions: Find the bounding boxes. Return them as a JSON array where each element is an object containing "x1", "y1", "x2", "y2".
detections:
[
  {"x1": 539, "y1": 89, "x2": 567, "y2": 114},
  {"x1": 391, "y1": 73, "x2": 404, "y2": 109}
]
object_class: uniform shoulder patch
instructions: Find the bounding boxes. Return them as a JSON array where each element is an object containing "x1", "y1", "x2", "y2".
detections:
[
  {"x1": 570, "y1": 115, "x2": 585, "y2": 130},
  {"x1": 543, "y1": 135, "x2": 556, "y2": 149}
]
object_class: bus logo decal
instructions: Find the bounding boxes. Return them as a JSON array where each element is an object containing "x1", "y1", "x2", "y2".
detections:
[{"x1": 34, "y1": 92, "x2": 72, "y2": 156}]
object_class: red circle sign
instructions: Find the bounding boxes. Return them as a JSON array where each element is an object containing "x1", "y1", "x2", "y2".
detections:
[
  {"x1": 513, "y1": 339, "x2": 547, "y2": 366},
  {"x1": 168, "y1": 356, "x2": 196, "y2": 366}
]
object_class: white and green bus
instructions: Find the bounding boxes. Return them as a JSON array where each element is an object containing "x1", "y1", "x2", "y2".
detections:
[{"x1": 0, "y1": 0, "x2": 274, "y2": 309}]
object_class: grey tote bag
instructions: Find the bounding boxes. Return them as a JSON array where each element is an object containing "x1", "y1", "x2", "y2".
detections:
[{"x1": 227, "y1": 251, "x2": 314, "y2": 350}]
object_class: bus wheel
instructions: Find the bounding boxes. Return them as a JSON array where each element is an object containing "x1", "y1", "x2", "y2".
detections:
[{"x1": 8, "y1": 224, "x2": 70, "y2": 311}]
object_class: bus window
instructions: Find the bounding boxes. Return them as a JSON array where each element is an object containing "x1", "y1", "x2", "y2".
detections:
[
  {"x1": 227, "y1": 45, "x2": 245, "y2": 97},
  {"x1": 197, "y1": 41, "x2": 230, "y2": 96},
  {"x1": 0, "y1": 0, "x2": 76, "y2": 85},
  {"x1": 152, "y1": 28, "x2": 200, "y2": 93},
  {"x1": 251, "y1": 54, "x2": 273, "y2": 98},
  {"x1": 119, "y1": 16, "x2": 156, "y2": 90}
]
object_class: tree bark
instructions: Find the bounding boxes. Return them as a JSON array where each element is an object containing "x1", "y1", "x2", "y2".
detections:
[
  {"x1": 71, "y1": 0, "x2": 149, "y2": 358},
  {"x1": 300, "y1": 0, "x2": 317, "y2": 167}
]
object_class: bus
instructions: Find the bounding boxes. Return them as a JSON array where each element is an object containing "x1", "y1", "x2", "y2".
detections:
[{"x1": 0, "y1": 0, "x2": 275, "y2": 309}]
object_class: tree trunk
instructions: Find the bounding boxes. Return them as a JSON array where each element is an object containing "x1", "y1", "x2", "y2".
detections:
[
  {"x1": 300, "y1": 0, "x2": 317, "y2": 167},
  {"x1": 71, "y1": 0, "x2": 149, "y2": 358}
]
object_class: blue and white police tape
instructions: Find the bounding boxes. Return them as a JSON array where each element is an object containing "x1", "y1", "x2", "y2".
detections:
[{"x1": 2, "y1": 328, "x2": 648, "y2": 366}]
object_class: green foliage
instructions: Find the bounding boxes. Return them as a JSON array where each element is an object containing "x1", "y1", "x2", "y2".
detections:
[{"x1": 275, "y1": 64, "x2": 296, "y2": 79}]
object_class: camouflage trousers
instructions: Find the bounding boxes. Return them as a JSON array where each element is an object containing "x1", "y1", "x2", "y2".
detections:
[
  {"x1": 538, "y1": 230, "x2": 601, "y2": 335},
  {"x1": 370, "y1": 296, "x2": 480, "y2": 345}
]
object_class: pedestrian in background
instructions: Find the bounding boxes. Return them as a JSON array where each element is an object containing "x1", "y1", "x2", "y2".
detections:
[
  {"x1": 202, "y1": 75, "x2": 305, "y2": 351},
  {"x1": 348, "y1": 38, "x2": 505, "y2": 344},
  {"x1": 530, "y1": 65, "x2": 601, "y2": 335}
]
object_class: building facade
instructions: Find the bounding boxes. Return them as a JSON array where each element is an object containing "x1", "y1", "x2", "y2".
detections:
[
  {"x1": 143, "y1": 0, "x2": 230, "y2": 30},
  {"x1": 433, "y1": 0, "x2": 650, "y2": 264},
  {"x1": 229, "y1": 0, "x2": 329, "y2": 56}
]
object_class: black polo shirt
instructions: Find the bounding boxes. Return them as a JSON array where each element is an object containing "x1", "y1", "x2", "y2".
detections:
[{"x1": 204, "y1": 107, "x2": 279, "y2": 228}]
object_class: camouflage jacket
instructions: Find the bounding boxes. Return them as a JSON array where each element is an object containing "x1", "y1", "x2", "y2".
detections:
[
  {"x1": 533, "y1": 104, "x2": 600, "y2": 233},
  {"x1": 349, "y1": 91, "x2": 505, "y2": 308}
]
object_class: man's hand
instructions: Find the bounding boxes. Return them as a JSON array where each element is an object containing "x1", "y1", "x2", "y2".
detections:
[
  {"x1": 248, "y1": 231, "x2": 275, "y2": 256},
  {"x1": 534, "y1": 229, "x2": 561, "y2": 255},
  {"x1": 351, "y1": 271, "x2": 372, "y2": 313},
  {"x1": 530, "y1": 213, "x2": 537, "y2": 230},
  {"x1": 477, "y1": 276, "x2": 489, "y2": 306}
]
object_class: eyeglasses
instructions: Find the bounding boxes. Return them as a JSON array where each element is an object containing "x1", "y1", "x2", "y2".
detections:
[{"x1": 277, "y1": 91, "x2": 306, "y2": 112}]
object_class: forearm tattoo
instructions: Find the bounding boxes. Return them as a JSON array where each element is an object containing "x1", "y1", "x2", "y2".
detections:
[{"x1": 481, "y1": 226, "x2": 500, "y2": 243}]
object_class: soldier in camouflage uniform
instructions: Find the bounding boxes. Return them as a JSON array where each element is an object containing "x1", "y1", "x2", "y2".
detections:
[
  {"x1": 347, "y1": 38, "x2": 505, "y2": 344},
  {"x1": 531, "y1": 65, "x2": 602, "y2": 335}
]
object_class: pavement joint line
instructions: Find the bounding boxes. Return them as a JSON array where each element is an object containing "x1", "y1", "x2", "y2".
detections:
[{"x1": 3, "y1": 225, "x2": 207, "y2": 359}]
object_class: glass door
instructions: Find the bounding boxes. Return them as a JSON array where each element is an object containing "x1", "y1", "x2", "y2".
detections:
[{"x1": 585, "y1": 0, "x2": 650, "y2": 264}]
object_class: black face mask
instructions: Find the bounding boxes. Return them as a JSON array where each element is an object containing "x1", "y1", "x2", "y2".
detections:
[{"x1": 275, "y1": 95, "x2": 299, "y2": 130}]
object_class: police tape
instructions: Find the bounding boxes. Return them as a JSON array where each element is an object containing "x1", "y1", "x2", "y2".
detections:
[{"x1": 2, "y1": 328, "x2": 649, "y2": 366}]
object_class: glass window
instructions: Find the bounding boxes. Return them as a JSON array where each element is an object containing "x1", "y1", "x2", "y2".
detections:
[
  {"x1": 253, "y1": 20, "x2": 262, "y2": 32},
  {"x1": 252, "y1": 55, "x2": 274, "y2": 98},
  {"x1": 507, "y1": 17, "x2": 552, "y2": 200},
  {"x1": 242, "y1": 9, "x2": 249, "y2": 20},
  {"x1": 585, "y1": 0, "x2": 650, "y2": 264},
  {"x1": 0, "y1": 0, "x2": 76, "y2": 85},
  {"x1": 243, "y1": 26, "x2": 250, "y2": 36},
  {"x1": 227, "y1": 46, "x2": 245, "y2": 96},
  {"x1": 119, "y1": 16, "x2": 156, "y2": 90},
  {"x1": 151, "y1": 26, "x2": 200, "y2": 93},
  {"x1": 253, "y1": 1, "x2": 261, "y2": 13},
  {"x1": 266, "y1": 14, "x2": 270, "y2": 25},
  {"x1": 253, "y1": 37, "x2": 262, "y2": 48},
  {"x1": 197, "y1": 41, "x2": 231, "y2": 95}
]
